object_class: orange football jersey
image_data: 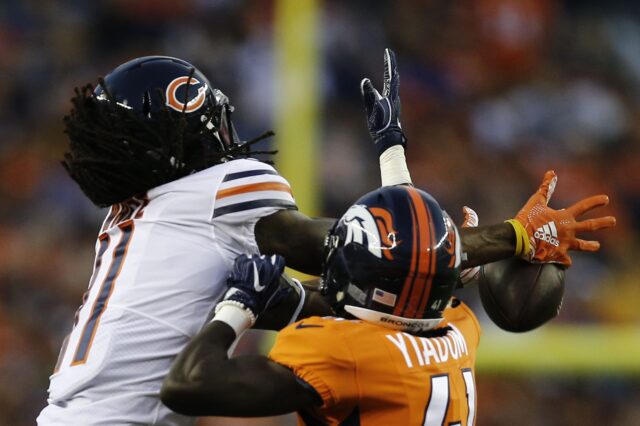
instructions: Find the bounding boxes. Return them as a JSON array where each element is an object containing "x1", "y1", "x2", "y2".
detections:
[{"x1": 269, "y1": 300, "x2": 481, "y2": 426}]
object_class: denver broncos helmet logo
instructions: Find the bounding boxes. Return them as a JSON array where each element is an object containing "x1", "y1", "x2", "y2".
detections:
[
  {"x1": 369, "y1": 207, "x2": 400, "y2": 260},
  {"x1": 165, "y1": 76, "x2": 207, "y2": 113},
  {"x1": 342, "y1": 205, "x2": 399, "y2": 260}
]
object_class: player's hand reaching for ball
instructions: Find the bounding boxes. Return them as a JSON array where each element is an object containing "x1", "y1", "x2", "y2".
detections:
[{"x1": 508, "y1": 170, "x2": 616, "y2": 266}]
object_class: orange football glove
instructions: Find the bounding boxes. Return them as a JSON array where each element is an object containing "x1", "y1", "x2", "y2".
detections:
[
  {"x1": 511, "y1": 170, "x2": 616, "y2": 266},
  {"x1": 459, "y1": 206, "x2": 481, "y2": 285}
]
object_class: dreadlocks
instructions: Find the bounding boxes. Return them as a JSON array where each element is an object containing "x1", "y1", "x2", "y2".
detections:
[{"x1": 63, "y1": 81, "x2": 275, "y2": 207}]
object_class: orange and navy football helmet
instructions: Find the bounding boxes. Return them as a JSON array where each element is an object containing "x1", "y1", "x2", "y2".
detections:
[
  {"x1": 321, "y1": 186, "x2": 461, "y2": 331},
  {"x1": 95, "y1": 55, "x2": 241, "y2": 157}
]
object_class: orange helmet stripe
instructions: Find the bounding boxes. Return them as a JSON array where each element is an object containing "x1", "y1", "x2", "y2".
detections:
[
  {"x1": 391, "y1": 187, "x2": 438, "y2": 319},
  {"x1": 415, "y1": 189, "x2": 437, "y2": 317},
  {"x1": 405, "y1": 187, "x2": 435, "y2": 318},
  {"x1": 393, "y1": 188, "x2": 419, "y2": 317}
]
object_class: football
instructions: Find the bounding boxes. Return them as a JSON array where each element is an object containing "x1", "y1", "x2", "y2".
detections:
[{"x1": 478, "y1": 258, "x2": 565, "y2": 332}]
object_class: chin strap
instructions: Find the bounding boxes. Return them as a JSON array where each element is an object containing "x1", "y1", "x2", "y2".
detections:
[{"x1": 343, "y1": 305, "x2": 444, "y2": 332}]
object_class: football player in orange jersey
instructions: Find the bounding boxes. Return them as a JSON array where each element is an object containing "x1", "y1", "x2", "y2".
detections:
[
  {"x1": 162, "y1": 176, "x2": 615, "y2": 425},
  {"x1": 163, "y1": 185, "x2": 481, "y2": 425},
  {"x1": 159, "y1": 50, "x2": 616, "y2": 426}
]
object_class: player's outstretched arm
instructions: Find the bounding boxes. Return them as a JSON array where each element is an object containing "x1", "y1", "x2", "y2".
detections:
[
  {"x1": 457, "y1": 223, "x2": 517, "y2": 268},
  {"x1": 255, "y1": 210, "x2": 335, "y2": 276},
  {"x1": 162, "y1": 255, "x2": 321, "y2": 417}
]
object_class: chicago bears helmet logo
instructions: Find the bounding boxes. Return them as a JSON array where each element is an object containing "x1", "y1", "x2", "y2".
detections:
[
  {"x1": 342, "y1": 205, "x2": 399, "y2": 260},
  {"x1": 165, "y1": 76, "x2": 207, "y2": 113}
]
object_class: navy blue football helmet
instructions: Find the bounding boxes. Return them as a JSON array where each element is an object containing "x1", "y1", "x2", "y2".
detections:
[
  {"x1": 321, "y1": 186, "x2": 461, "y2": 331},
  {"x1": 96, "y1": 56, "x2": 240, "y2": 155}
]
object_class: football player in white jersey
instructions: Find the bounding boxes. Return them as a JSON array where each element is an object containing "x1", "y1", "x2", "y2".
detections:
[
  {"x1": 37, "y1": 56, "x2": 337, "y2": 426},
  {"x1": 38, "y1": 51, "x2": 615, "y2": 426}
]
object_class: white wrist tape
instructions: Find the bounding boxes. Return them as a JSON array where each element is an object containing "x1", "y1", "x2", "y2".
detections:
[
  {"x1": 379, "y1": 145, "x2": 412, "y2": 186},
  {"x1": 212, "y1": 302, "x2": 255, "y2": 336}
]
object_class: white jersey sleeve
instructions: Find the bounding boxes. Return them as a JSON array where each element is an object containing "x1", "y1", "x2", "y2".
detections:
[{"x1": 211, "y1": 159, "x2": 297, "y2": 259}]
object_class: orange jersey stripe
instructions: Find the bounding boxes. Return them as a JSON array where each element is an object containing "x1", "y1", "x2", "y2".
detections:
[{"x1": 216, "y1": 182, "x2": 292, "y2": 200}]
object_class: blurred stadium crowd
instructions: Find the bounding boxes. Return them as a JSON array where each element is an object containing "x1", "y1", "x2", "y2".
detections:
[{"x1": 1, "y1": 0, "x2": 639, "y2": 425}]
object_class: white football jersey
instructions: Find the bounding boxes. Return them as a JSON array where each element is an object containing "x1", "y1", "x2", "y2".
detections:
[{"x1": 37, "y1": 159, "x2": 297, "y2": 426}]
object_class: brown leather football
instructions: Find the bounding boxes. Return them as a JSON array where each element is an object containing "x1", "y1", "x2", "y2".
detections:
[{"x1": 478, "y1": 258, "x2": 565, "y2": 332}]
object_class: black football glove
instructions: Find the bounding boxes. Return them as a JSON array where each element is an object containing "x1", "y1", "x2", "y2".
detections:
[
  {"x1": 221, "y1": 254, "x2": 286, "y2": 319},
  {"x1": 361, "y1": 48, "x2": 407, "y2": 157}
]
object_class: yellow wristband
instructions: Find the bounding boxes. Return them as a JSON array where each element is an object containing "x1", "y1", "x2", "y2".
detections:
[{"x1": 505, "y1": 219, "x2": 531, "y2": 257}]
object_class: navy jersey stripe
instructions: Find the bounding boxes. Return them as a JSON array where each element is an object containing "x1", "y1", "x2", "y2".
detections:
[
  {"x1": 222, "y1": 168, "x2": 278, "y2": 182},
  {"x1": 213, "y1": 199, "x2": 297, "y2": 218}
]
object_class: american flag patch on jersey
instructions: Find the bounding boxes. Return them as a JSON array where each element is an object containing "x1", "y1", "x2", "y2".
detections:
[
  {"x1": 373, "y1": 288, "x2": 397, "y2": 307},
  {"x1": 213, "y1": 164, "x2": 297, "y2": 218}
]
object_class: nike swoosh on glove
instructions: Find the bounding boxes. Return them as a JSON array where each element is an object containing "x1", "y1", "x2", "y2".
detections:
[
  {"x1": 361, "y1": 48, "x2": 407, "y2": 157},
  {"x1": 221, "y1": 254, "x2": 286, "y2": 318}
]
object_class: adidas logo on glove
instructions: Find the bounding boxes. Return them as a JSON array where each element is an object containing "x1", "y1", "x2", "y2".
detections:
[{"x1": 534, "y1": 222, "x2": 560, "y2": 247}]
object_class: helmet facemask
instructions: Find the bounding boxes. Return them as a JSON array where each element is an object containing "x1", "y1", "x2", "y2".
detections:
[{"x1": 205, "y1": 89, "x2": 241, "y2": 153}]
